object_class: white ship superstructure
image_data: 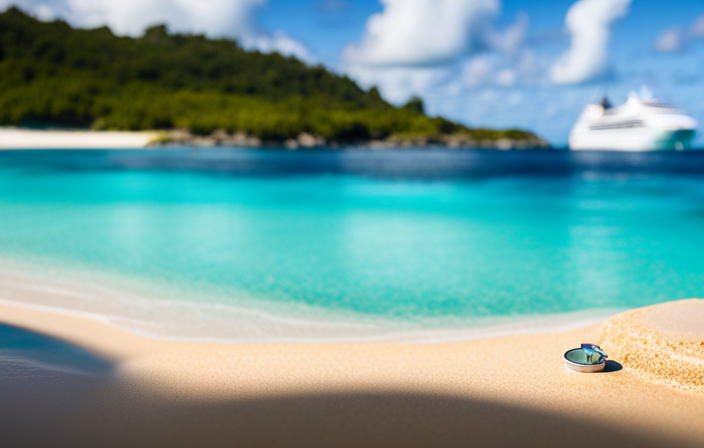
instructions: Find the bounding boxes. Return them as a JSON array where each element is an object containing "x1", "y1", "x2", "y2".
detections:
[{"x1": 569, "y1": 93, "x2": 697, "y2": 151}]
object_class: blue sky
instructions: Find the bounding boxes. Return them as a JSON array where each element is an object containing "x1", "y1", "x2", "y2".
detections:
[
  {"x1": 3, "y1": 0, "x2": 704, "y2": 145},
  {"x1": 274, "y1": 0, "x2": 704, "y2": 145}
]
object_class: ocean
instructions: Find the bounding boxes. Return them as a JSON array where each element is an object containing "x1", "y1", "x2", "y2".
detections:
[{"x1": 0, "y1": 148, "x2": 703, "y2": 342}]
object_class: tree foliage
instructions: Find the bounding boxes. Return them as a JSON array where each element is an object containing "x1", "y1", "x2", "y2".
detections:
[{"x1": 0, "y1": 7, "x2": 539, "y2": 142}]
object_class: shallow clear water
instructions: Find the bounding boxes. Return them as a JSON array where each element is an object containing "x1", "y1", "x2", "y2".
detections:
[{"x1": 0, "y1": 149, "x2": 703, "y2": 341}]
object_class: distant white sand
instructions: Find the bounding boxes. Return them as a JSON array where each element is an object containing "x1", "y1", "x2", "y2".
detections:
[{"x1": 0, "y1": 127, "x2": 159, "y2": 149}]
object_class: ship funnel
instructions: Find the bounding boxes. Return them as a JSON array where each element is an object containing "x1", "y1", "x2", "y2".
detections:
[{"x1": 600, "y1": 96, "x2": 612, "y2": 109}]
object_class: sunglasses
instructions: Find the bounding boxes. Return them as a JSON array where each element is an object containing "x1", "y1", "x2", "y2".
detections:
[{"x1": 564, "y1": 344, "x2": 608, "y2": 373}]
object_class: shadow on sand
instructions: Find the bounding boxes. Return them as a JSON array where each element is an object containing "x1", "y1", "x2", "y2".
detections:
[
  {"x1": 602, "y1": 360, "x2": 624, "y2": 373},
  {"x1": 0, "y1": 322, "x2": 113, "y2": 375},
  {"x1": 0, "y1": 364, "x2": 696, "y2": 448},
  {"x1": 0, "y1": 387, "x2": 694, "y2": 448},
  {"x1": 0, "y1": 325, "x2": 693, "y2": 448}
]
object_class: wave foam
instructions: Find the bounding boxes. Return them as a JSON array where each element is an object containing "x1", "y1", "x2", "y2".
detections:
[{"x1": 0, "y1": 265, "x2": 620, "y2": 343}]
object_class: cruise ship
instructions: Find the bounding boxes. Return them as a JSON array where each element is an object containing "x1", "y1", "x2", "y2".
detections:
[{"x1": 569, "y1": 93, "x2": 697, "y2": 151}]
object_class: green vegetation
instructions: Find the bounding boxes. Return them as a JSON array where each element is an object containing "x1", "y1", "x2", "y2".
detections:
[{"x1": 0, "y1": 7, "x2": 545, "y2": 145}]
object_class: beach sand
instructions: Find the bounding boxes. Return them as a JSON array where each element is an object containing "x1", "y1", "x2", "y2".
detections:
[
  {"x1": 1, "y1": 300, "x2": 703, "y2": 448},
  {"x1": 0, "y1": 128, "x2": 158, "y2": 149}
]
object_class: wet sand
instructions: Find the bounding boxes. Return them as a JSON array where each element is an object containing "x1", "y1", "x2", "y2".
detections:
[{"x1": 1, "y1": 300, "x2": 703, "y2": 448}]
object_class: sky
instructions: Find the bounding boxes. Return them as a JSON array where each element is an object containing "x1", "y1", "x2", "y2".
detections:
[{"x1": 3, "y1": 0, "x2": 704, "y2": 145}]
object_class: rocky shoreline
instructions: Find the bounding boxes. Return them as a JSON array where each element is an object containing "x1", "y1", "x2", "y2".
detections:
[{"x1": 149, "y1": 129, "x2": 552, "y2": 150}]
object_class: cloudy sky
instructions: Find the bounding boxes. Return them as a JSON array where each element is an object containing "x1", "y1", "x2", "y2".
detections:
[{"x1": 4, "y1": 0, "x2": 704, "y2": 145}]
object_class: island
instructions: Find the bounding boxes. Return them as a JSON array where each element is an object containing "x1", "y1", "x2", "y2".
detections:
[{"x1": 0, "y1": 7, "x2": 548, "y2": 149}]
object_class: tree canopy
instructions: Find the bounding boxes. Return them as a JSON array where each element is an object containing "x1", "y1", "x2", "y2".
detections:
[{"x1": 0, "y1": 7, "x2": 541, "y2": 144}]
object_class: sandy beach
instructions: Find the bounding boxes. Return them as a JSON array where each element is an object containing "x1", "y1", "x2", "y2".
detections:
[
  {"x1": 1, "y1": 299, "x2": 703, "y2": 448},
  {"x1": 0, "y1": 128, "x2": 158, "y2": 149}
]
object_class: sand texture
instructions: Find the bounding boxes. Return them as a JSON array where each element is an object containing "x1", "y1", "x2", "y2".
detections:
[
  {"x1": 0, "y1": 128, "x2": 158, "y2": 149},
  {"x1": 1, "y1": 300, "x2": 704, "y2": 448},
  {"x1": 599, "y1": 298, "x2": 704, "y2": 392}
]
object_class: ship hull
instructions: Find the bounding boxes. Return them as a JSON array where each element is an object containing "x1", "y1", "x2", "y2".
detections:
[{"x1": 569, "y1": 128, "x2": 695, "y2": 151}]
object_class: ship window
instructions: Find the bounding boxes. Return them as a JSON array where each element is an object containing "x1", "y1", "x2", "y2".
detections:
[{"x1": 590, "y1": 120, "x2": 645, "y2": 130}]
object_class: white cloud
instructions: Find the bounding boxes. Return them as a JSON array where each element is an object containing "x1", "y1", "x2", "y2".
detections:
[
  {"x1": 690, "y1": 14, "x2": 704, "y2": 38},
  {"x1": 340, "y1": 0, "x2": 534, "y2": 104},
  {"x1": 342, "y1": 0, "x2": 501, "y2": 67},
  {"x1": 654, "y1": 28, "x2": 685, "y2": 53},
  {"x1": 344, "y1": 65, "x2": 454, "y2": 104},
  {"x1": 32, "y1": 3, "x2": 54, "y2": 20},
  {"x1": 243, "y1": 32, "x2": 316, "y2": 63},
  {"x1": 1, "y1": 0, "x2": 314, "y2": 63},
  {"x1": 515, "y1": 50, "x2": 542, "y2": 83},
  {"x1": 463, "y1": 57, "x2": 494, "y2": 87},
  {"x1": 2, "y1": 0, "x2": 262, "y2": 35},
  {"x1": 485, "y1": 12, "x2": 529, "y2": 56},
  {"x1": 461, "y1": 50, "x2": 543, "y2": 89},
  {"x1": 495, "y1": 69, "x2": 517, "y2": 87},
  {"x1": 550, "y1": 0, "x2": 631, "y2": 85}
]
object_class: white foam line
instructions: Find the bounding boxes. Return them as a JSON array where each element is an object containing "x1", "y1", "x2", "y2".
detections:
[
  {"x1": 0, "y1": 261, "x2": 623, "y2": 343},
  {"x1": 0, "y1": 297, "x2": 115, "y2": 327},
  {"x1": 0, "y1": 296, "x2": 622, "y2": 345},
  {"x1": 0, "y1": 277, "x2": 382, "y2": 330}
]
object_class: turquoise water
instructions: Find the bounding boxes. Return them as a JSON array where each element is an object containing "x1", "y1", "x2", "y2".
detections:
[{"x1": 0, "y1": 149, "x2": 703, "y2": 340}]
